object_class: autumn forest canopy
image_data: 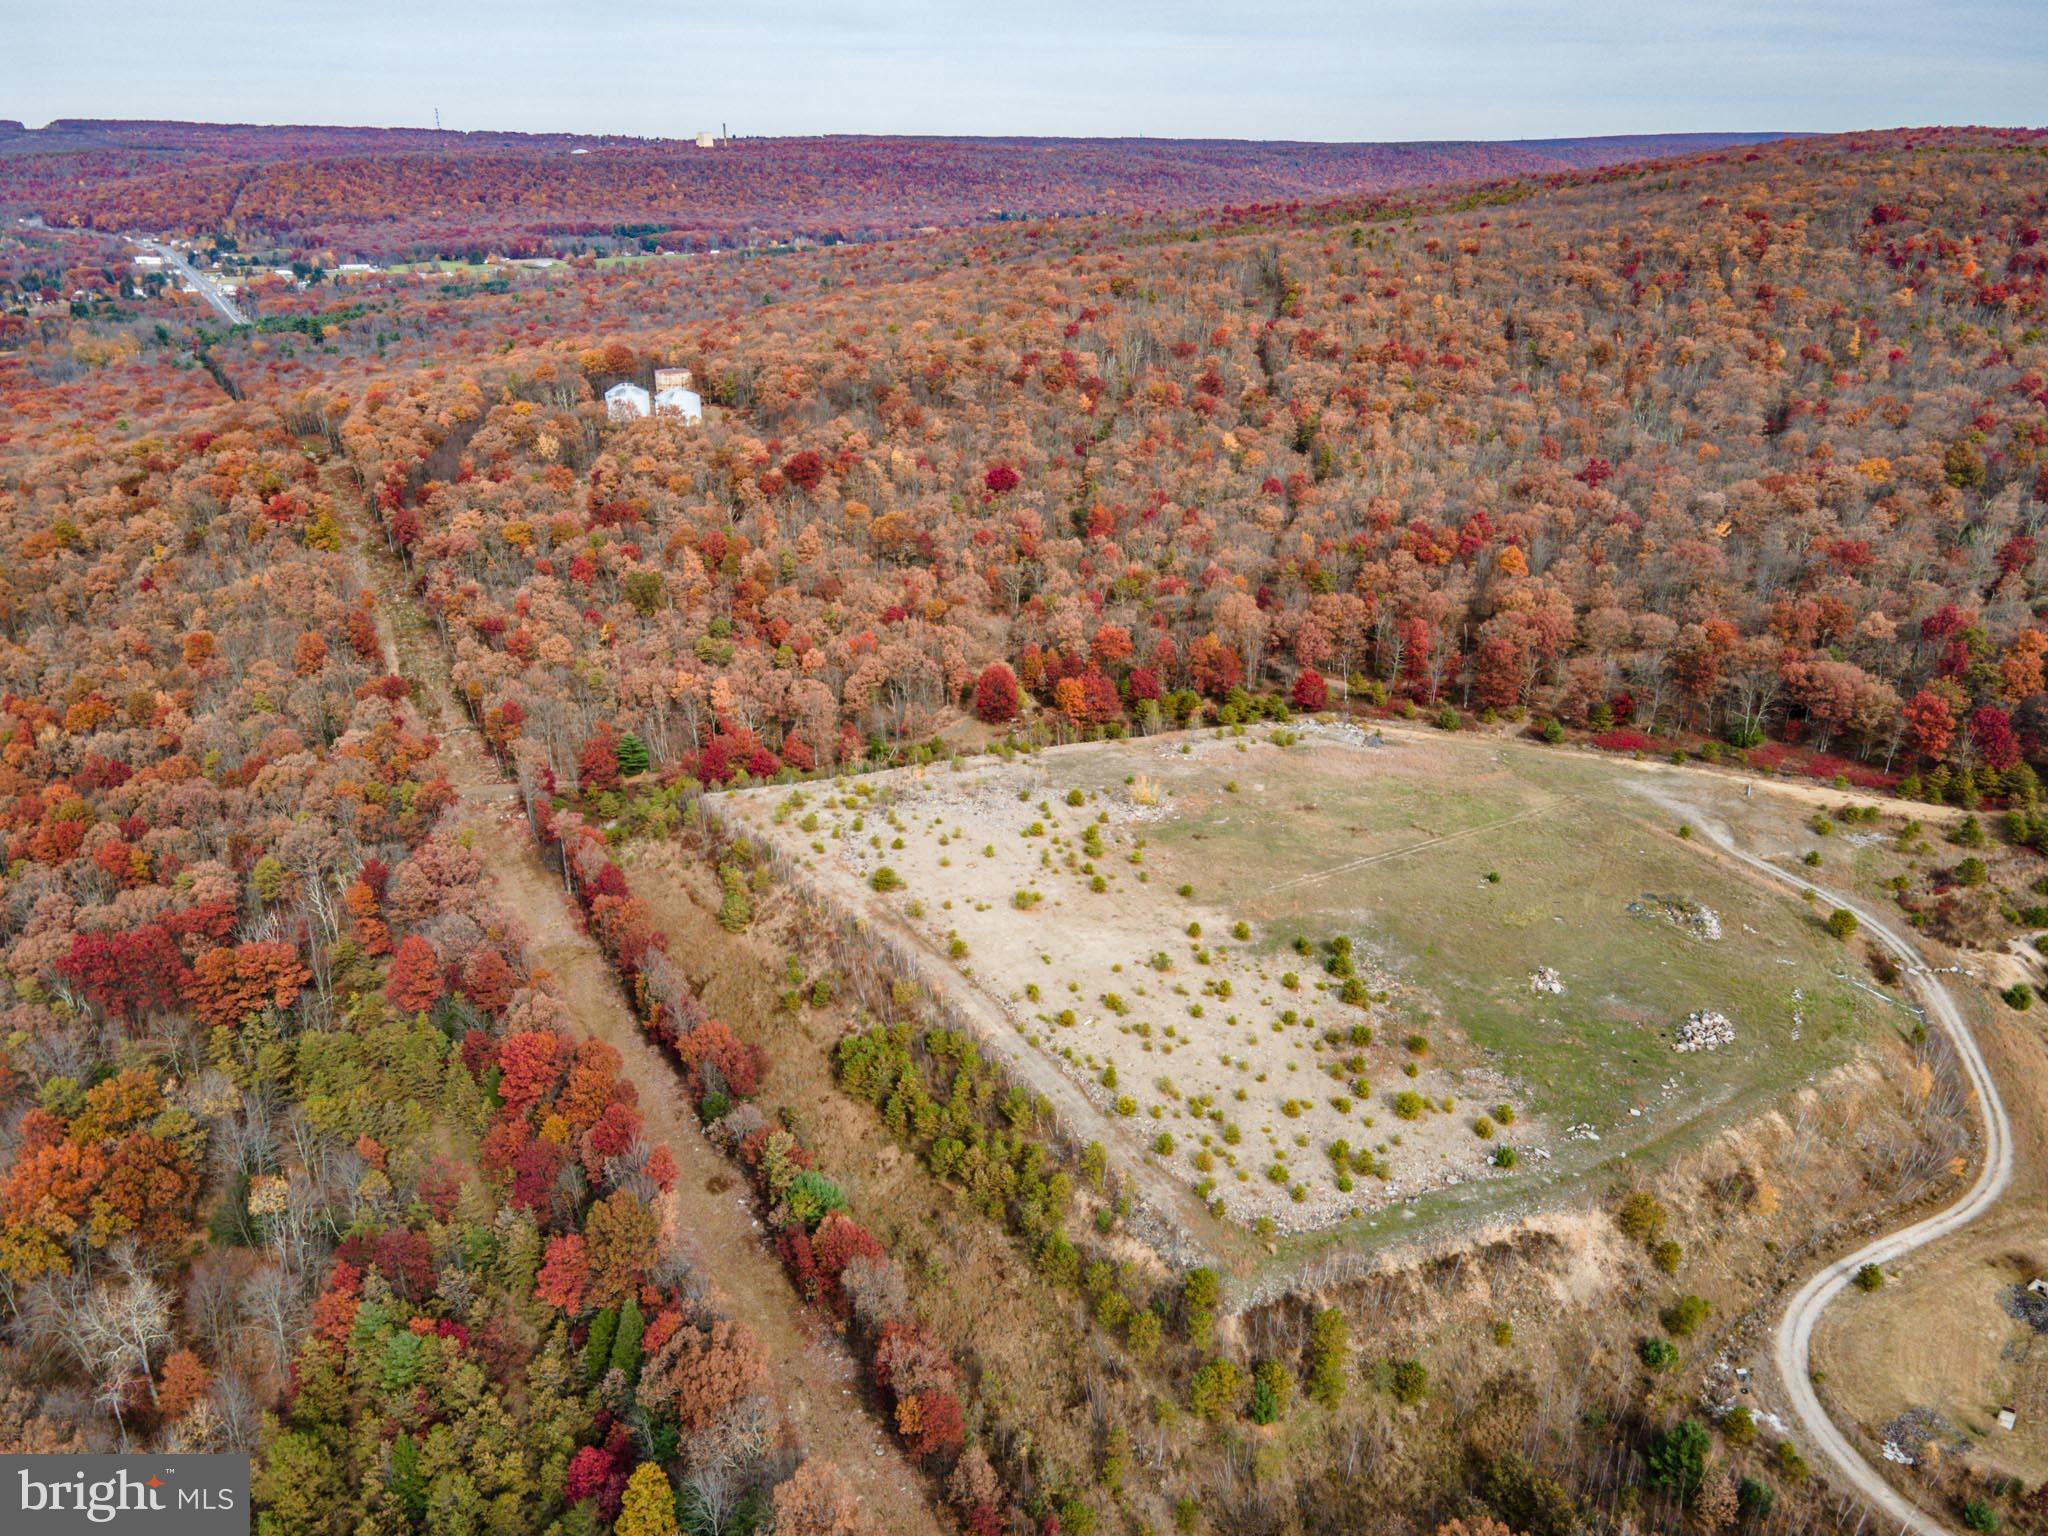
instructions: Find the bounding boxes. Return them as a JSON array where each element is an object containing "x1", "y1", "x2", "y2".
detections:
[
  {"x1": 0, "y1": 120, "x2": 1791, "y2": 260},
  {"x1": 3, "y1": 119, "x2": 2048, "y2": 1536}
]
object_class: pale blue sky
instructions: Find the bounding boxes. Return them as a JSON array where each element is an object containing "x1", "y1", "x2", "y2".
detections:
[{"x1": 9, "y1": 1, "x2": 2044, "y2": 140}]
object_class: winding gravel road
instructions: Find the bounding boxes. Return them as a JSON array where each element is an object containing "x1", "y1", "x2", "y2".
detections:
[{"x1": 1670, "y1": 798, "x2": 2014, "y2": 1536}]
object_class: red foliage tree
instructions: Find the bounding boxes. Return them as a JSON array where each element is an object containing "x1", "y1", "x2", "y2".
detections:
[
  {"x1": 459, "y1": 948, "x2": 517, "y2": 1013},
  {"x1": 1970, "y1": 704, "x2": 2021, "y2": 770},
  {"x1": 1188, "y1": 634, "x2": 1244, "y2": 698},
  {"x1": 309, "y1": 1261, "x2": 363, "y2": 1347},
  {"x1": 1902, "y1": 689, "x2": 1957, "y2": 762},
  {"x1": 577, "y1": 724, "x2": 622, "y2": 794},
  {"x1": 156, "y1": 1349, "x2": 210, "y2": 1422},
  {"x1": 783, "y1": 450, "x2": 826, "y2": 492},
  {"x1": 1079, "y1": 669, "x2": 1122, "y2": 725},
  {"x1": 535, "y1": 1233, "x2": 589, "y2": 1314},
  {"x1": 900, "y1": 1388, "x2": 965, "y2": 1457},
  {"x1": 496, "y1": 1030, "x2": 566, "y2": 1110},
  {"x1": 385, "y1": 935, "x2": 445, "y2": 1013},
  {"x1": 564, "y1": 1446, "x2": 613, "y2": 1510},
  {"x1": 187, "y1": 942, "x2": 311, "y2": 1029},
  {"x1": 973, "y1": 663, "x2": 1020, "y2": 724},
  {"x1": 675, "y1": 1018, "x2": 763, "y2": 1099},
  {"x1": 94, "y1": 1133, "x2": 200, "y2": 1251},
  {"x1": 56, "y1": 926, "x2": 191, "y2": 1023}
]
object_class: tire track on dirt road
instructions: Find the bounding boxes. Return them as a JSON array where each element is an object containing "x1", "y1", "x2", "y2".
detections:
[
  {"x1": 1638, "y1": 782, "x2": 2013, "y2": 1536},
  {"x1": 336, "y1": 487, "x2": 944, "y2": 1536}
]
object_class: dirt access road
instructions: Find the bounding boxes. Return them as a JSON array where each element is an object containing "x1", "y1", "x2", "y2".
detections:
[
  {"x1": 1635, "y1": 777, "x2": 2013, "y2": 1536},
  {"x1": 336, "y1": 491, "x2": 943, "y2": 1536},
  {"x1": 1362, "y1": 717, "x2": 2003, "y2": 1533}
]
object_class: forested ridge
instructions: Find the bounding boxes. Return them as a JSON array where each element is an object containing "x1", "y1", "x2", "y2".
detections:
[
  {"x1": 0, "y1": 120, "x2": 1786, "y2": 261},
  {"x1": 2, "y1": 124, "x2": 2047, "y2": 1536},
  {"x1": 288, "y1": 130, "x2": 2048, "y2": 809}
]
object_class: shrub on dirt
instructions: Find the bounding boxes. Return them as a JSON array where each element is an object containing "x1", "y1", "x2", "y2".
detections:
[
  {"x1": 1661, "y1": 1294, "x2": 1710, "y2": 1337},
  {"x1": 1181, "y1": 1268, "x2": 1220, "y2": 1349},
  {"x1": 1189, "y1": 1358, "x2": 1243, "y2": 1420},
  {"x1": 1615, "y1": 1191, "x2": 1668, "y2": 1243},
  {"x1": 1306, "y1": 1308, "x2": 1348, "y2": 1408},
  {"x1": 1249, "y1": 1360, "x2": 1294, "y2": 1424},
  {"x1": 1389, "y1": 1358, "x2": 1429, "y2": 1405},
  {"x1": 1737, "y1": 1478, "x2": 1775, "y2": 1521}
]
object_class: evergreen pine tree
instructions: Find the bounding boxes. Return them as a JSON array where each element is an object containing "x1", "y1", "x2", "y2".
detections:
[
  {"x1": 582, "y1": 1306, "x2": 618, "y2": 1387},
  {"x1": 607, "y1": 1295, "x2": 645, "y2": 1388}
]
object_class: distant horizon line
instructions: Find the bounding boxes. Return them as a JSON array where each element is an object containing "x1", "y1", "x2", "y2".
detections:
[{"x1": 0, "y1": 117, "x2": 1834, "y2": 149}]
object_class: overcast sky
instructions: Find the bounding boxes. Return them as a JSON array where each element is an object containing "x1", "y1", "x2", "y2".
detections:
[{"x1": 9, "y1": 1, "x2": 2044, "y2": 141}]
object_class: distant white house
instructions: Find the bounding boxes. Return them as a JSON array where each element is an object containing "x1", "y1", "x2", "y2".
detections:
[
  {"x1": 132, "y1": 253, "x2": 164, "y2": 269},
  {"x1": 655, "y1": 387, "x2": 703, "y2": 425},
  {"x1": 605, "y1": 382, "x2": 652, "y2": 420},
  {"x1": 695, "y1": 132, "x2": 716, "y2": 149}
]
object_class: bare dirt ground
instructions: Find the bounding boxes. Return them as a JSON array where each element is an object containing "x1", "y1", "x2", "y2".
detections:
[
  {"x1": 719, "y1": 722, "x2": 1899, "y2": 1252},
  {"x1": 335, "y1": 481, "x2": 943, "y2": 1536},
  {"x1": 715, "y1": 730, "x2": 1518, "y2": 1237}
]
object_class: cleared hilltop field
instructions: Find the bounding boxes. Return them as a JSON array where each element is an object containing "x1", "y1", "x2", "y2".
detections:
[{"x1": 718, "y1": 723, "x2": 1904, "y2": 1242}]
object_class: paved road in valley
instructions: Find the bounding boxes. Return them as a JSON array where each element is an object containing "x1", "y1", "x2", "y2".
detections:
[{"x1": 134, "y1": 239, "x2": 248, "y2": 325}]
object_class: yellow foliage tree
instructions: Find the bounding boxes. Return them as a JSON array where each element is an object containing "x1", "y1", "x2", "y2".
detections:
[{"x1": 615, "y1": 1463, "x2": 677, "y2": 1536}]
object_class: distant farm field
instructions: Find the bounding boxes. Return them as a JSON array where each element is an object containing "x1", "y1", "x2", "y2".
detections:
[{"x1": 719, "y1": 723, "x2": 1901, "y2": 1239}]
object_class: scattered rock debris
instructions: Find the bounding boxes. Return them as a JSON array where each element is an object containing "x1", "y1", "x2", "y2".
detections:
[
  {"x1": 1881, "y1": 1408, "x2": 1968, "y2": 1465},
  {"x1": 1675, "y1": 1010, "x2": 1736, "y2": 1052},
  {"x1": 1629, "y1": 893, "x2": 1724, "y2": 941},
  {"x1": 2002, "y1": 1283, "x2": 2048, "y2": 1335}
]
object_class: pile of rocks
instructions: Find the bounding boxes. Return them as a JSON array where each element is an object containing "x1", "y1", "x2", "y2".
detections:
[
  {"x1": 1880, "y1": 1408, "x2": 1967, "y2": 1466},
  {"x1": 1530, "y1": 966, "x2": 1565, "y2": 995},
  {"x1": 1630, "y1": 894, "x2": 1724, "y2": 941},
  {"x1": 1674, "y1": 1010, "x2": 1736, "y2": 1052},
  {"x1": 2001, "y1": 1282, "x2": 2048, "y2": 1335}
]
